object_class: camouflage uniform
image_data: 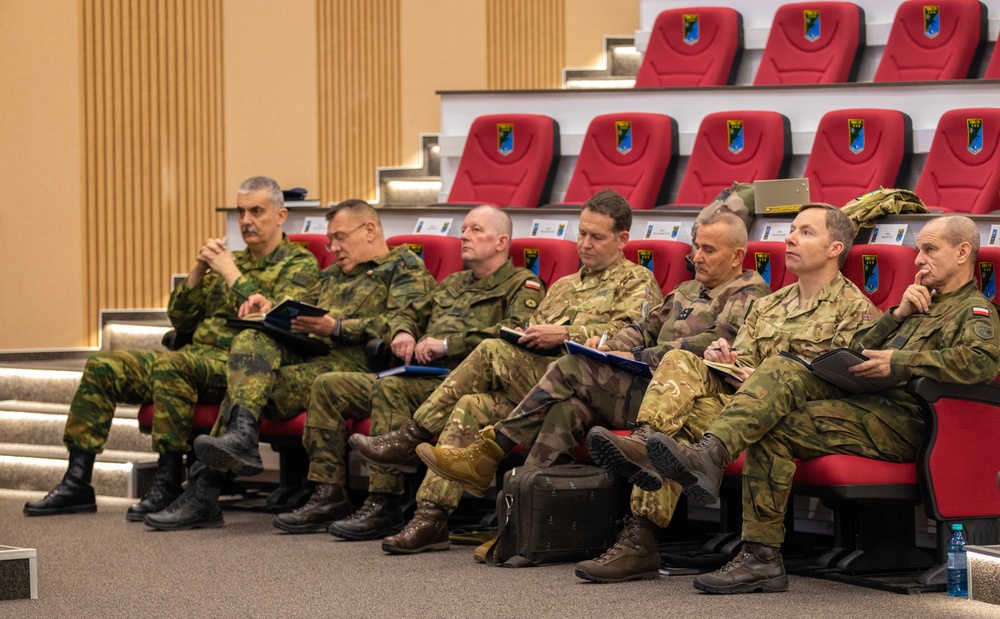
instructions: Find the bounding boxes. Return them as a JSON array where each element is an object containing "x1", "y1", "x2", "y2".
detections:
[
  {"x1": 705, "y1": 279, "x2": 1000, "y2": 545},
  {"x1": 208, "y1": 245, "x2": 435, "y2": 435},
  {"x1": 304, "y1": 259, "x2": 543, "y2": 493},
  {"x1": 63, "y1": 236, "x2": 317, "y2": 454},
  {"x1": 417, "y1": 254, "x2": 663, "y2": 511},
  {"x1": 630, "y1": 273, "x2": 877, "y2": 527}
]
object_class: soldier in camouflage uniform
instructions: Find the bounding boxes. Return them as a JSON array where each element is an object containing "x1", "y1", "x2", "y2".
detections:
[
  {"x1": 350, "y1": 190, "x2": 663, "y2": 553},
  {"x1": 24, "y1": 176, "x2": 318, "y2": 521},
  {"x1": 651, "y1": 215, "x2": 1000, "y2": 594},
  {"x1": 269, "y1": 205, "x2": 543, "y2": 537},
  {"x1": 142, "y1": 199, "x2": 436, "y2": 531},
  {"x1": 414, "y1": 211, "x2": 770, "y2": 555}
]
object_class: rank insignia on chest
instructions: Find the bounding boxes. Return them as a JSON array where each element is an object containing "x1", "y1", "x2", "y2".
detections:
[{"x1": 678, "y1": 308, "x2": 693, "y2": 320}]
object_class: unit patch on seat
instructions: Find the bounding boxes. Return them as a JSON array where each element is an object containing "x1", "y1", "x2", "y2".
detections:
[
  {"x1": 923, "y1": 5, "x2": 940, "y2": 38},
  {"x1": 804, "y1": 9, "x2": 821, "y2": 41},
  {"x1": 863, "y1": 255, "x2": 879, "y2": 293},
  {"x1": 637, "y1": 249, "x2": 654, "y2": 272},
  {"x1": 683, "y1": 14, "x2": 700, "y2": 45},
  {"x1": 616, "y1": 121, "x2": 633, "y2": 155},
  {"x1": 755, "y1": 252, "x2": 772, "y2": 286},
  {"x1": 523, "y1": 248, "x2": 540, "y2": 277},
  {"x1": 968, "y1": 118, "x2": 984, "y2": 154},
  {"x1": 497, "y1": 123, "x2": 514, "y2": 156},
  {"x1": 979, "y1": 262, "x2": 995, "y2": 300},
  {"x1": 727, "y1": 120, "x2": 744, "y2": 154},
  {"x1": 849, "y1": 118, "x2": 865, "y2": 154}
]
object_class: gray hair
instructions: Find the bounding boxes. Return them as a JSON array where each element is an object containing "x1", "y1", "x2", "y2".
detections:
[
  {"x1": 238, "y1": 176, "x2": 284, "y2": 211},
  {"x1": 695, "y1": 210, "x2": 748, "y2": 250},
  {"x1": 325, "y1": 199, "x2": 382, "y2": 230}
]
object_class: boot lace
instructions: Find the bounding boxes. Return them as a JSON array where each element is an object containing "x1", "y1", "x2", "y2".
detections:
[{"x1": 717, "y1": 545, "x2": 754, "y2": 574}]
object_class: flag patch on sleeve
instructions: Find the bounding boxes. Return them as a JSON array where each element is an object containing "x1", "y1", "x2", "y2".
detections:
[
  {"x1": 525, "y1": 280, "x2": 541, "y2": 290},
  {"x1": 973, "y1": 307, "x2": 990, "y2": 317}
]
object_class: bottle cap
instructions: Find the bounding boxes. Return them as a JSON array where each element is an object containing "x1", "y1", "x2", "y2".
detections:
[{"x1": 951, "y1": 523, "x2": 963, "y2": 531}]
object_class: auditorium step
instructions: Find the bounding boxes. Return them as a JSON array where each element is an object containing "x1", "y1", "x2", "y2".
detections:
[
  {"x1": 0, "y1": 400, "x2": 149, "y2": 452},
  {"x1": 563, "y1": 36, "x2": 640, "y2": 88},
  {"x1": 0, "y1": 443, "x2": 156, "y2": 499},
  {"x1": 375, "y1": 134, "x2": 442, "y2": 207}
]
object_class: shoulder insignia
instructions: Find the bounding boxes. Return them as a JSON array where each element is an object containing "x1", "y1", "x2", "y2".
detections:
[
  {"x1": 525, "y1": 280, "x2": 541, "y2": 290},
  {"x1": 975, "y1": 323, "x2": 995, "y2": 340},
  {"x1": 524, "y1": 298, "x2": 538, "y2": 309},
  {"x1": 973, "y1": 307, "x2": 991, "y2": 317}
]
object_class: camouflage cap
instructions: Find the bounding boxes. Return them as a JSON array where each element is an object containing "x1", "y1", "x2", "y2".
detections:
[{"x1": 695, "y1": 181, "x2": 754, "y2": 230}]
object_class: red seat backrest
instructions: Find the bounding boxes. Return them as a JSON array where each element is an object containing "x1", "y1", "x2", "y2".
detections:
[
  {"x1": 635, "y1": 7, "x2": 743, "y2": 87},
  {"x1": 446, "y1": 114, "x2": 560, "y2": 209},
  {"x1": 287, "y1": 233, "x2": 338, "y2": 270},
  {"x1": 509, "y1": 238, "x2": 580, "y2": 287},
  {"x1": 744, "y1": 241, "x2": 797, "y2": 292},
  {"x1": 985, "y1": 31, "x2": 1000, "y2": 78},
  {"x1": 975, "y1": 247, "x2": 1000, "y2": 303},
  {"x1": 754, "y1": 2, "x2": 865, "y2": 85},
  {"x1": 841, "y1": 244, "x2": 919, "y2": 311},
  {"x1": 560, "y1": 113, "x2": 678, "y2": 210},
  {"x1": 803, "y1": 108, "x2": 912, "y2": 207},
  {"x1": 386, "y1": 235, "x2": 465, "y2": 283},
  {"x1": 674, "y1": 111, "x2": 791, "y2": 205},
  {"x1": 873, "y1": 0, "x2": 986, "y2": 82},
  {"x1": 914, "y1": 108, "x2": 1000, "y2": 214},
  {"x1": 624, "y1": 239, "x2": 692, "y2": 295}
]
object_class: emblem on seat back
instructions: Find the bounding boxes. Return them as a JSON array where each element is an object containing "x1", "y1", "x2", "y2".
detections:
[
  {"x1": 407, "y1": 243, "x2": 424, "y2": 260},
  {"x1": 924, "y1": 5, "x2": 940, "y2": 38},
  {"x1": 968, "y1": 118, "x2": 984, "y2": 155},
  {"x1": 683, "y1": 14, "x2": 700, "y2": 45},
  {"x1": 727, "y1": 120, "x2": 744, "y2": 154},
  {"x1": 637, "y1": 249, "x2": 654, "y2": 273},
  {"x1": 849, "y1": 118, "x2": 865, "y2": 154},
  {"x1": 523, "y1": 248, "x2": 540, "y2": 277},
  {"x1": 863, "y1": 255, "x2": 879, "y2": 294},
  {"x1": 497, "y1": 123, "x2": 514, "y2": 156},
  {"x1": 755, "y1": 252, "x2": 772, "y2": 287},
  {"x1": 980, "y1": 261, "x2": 996, "y2": 301},
  {"x1": 804, "y1": 10, "x2": 821, "y2": 41},
  {"x1": 616, "y1": 121, "x2": 633, "y2": 155}
]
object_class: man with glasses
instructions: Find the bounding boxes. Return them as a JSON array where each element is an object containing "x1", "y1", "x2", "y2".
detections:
[{"x1": 143, "y1": 199, "x2": 436, "y2": 530}]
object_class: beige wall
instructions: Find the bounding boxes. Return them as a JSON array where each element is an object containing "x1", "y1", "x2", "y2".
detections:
[
  {"x1": 564, "y1": 0, "x2": 639, "y2": 70},
  {"x1": 0, "y1": 0, "x2": 84, "y2": 350}
]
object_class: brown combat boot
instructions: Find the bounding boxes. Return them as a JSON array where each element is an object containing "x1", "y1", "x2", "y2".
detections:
[
  {"x1": 381, "y1": 500, "x2": 450, "y2": 554},
  {"x1": 272, "y1": 484, "x2": 352, "y2": 534},
  {"x1": 415, "y1": 426, "x2": 504, "y2": 497},
  {"x1": 693, "y1": 542, "x2": 788, "y2": 594},
  {"x1": 586, "y1": 423, "x2": 664, "y2": 492},
  {"x1": 646, "y1": 433, "x2": 730, "y2": 505},
  {"x1": 348, "y1": 420, "x2": 433, "y2": 472},
  {"x1": 574, "y1": 515, "x2": 661, "y2": 583}
]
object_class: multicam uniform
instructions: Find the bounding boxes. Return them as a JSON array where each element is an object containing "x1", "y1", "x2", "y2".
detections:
[
  {"x1": 416, "y1": 254, "x2": 663, "y2": 512},
  {"x1": 629, "y1": 273, "x2": 877, "y2": 528},
  {"x1": 304, "y1": 259, "x2": 544, "y2": 494},
  {"x1": 706, "y1": 279, "x2": 1000, "y2": 545},
  {"x1": 207, "y1": 245, "x2": 434, "y2": 435},
  {"x1": 63, "y1": 236, "x2": 317, "y2": 455}
]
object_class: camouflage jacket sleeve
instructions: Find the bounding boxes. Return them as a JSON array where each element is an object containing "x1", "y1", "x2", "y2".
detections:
[
  {"x1": 605, "y1": 291, "x2": 673, "y2": 353},
  {"x1": 852, "y1": 280, "x2": 1000, "y2": 384},
  {"x1": 384, "y1": 285, "x2": 437, "y2": 342}
]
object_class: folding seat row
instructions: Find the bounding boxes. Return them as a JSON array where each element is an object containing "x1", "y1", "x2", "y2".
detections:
[{"x1": 637, "y1": 0, "x2": 991, "y2": 87}]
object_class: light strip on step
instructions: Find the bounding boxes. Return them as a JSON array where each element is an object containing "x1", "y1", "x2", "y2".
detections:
[
  {"x1": 0, "y1": 455, "x2": 133, "y2": 472},
  {"x1": 107, "y1": 325, "x2": 171, "y2": 335},
  {"x1": 386, "y1": 180, "x2": 443, "y2": 190},
  {"x1": 0, "y1": 368, "x2": 83, "y2": 380},
  {"x1": 0, "y1": 411, "x2": 139, "y2": 429}
]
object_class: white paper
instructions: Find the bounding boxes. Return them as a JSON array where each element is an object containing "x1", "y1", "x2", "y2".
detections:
[
  {"x1": 300, "y1": 217, "x2": 328, "y2": 234},
  {"x1": 643, "y1": 221, "x2": 690, "y2": 243},
  {"x1": 868, "y1": 224, "x2": 908, "y2": 245},
  {"x1": 413, "y1": 217, "x2": 454, "y2": 236},
  {"x1": 759, "y1": 223, "x2": 791, "y2": 242},
  {"x1": 530, "y1": 219, "x2": 568, "y2": 239}
]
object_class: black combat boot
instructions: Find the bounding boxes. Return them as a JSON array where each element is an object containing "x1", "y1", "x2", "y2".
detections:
[
  {"x1": 348, "y1": 420, "x2": 433, "y2": 472},
  {"x1": 23, "y1": 450, "x2": 97, "y2": 516},
  {"x1": 126, "y1": 451, "x2": 185, "y2": 522},
  {"x1": 272, "y1": 484, "x2": 352, "y2": 534},
  {"x1": 193, "y1": 406, "x2": 263, "y2": 476},
  {"x1": 646, "y1": 433, "x2": 731, "y2": 505},
  {"x1": 143, "y1": 463, "x2": 225, "y2": 531},
  {"x1": 694, "y1": 542, "x2": 788, "y2": 594},
  {"x1": 328, "y1": 492, "x2": 404, "y2": 540}
]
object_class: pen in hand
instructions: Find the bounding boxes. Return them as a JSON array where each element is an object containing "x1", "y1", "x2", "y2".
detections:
[
  {"x1": 597, "y1": 330, "x2": 608, "y2": 348},
  {"x1": 709, "y1": 347, "x2": 739, "y2": 353}
]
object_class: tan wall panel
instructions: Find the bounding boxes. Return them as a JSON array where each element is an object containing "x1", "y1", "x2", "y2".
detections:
[
  {"x1": 564, "y1": 0, "x2": 639, "y2": 70},
  {"x1": 0, "y1": 0, "x2": 85, "y2": 350},
  {"x1": 80, "y1": 0, "x2": 225, "y2": 345},
  {"x1": 223, "y1": 0, "x2": 319, "y2": 198},
  {"x1": 487, "y1": 0, "x2": 565, "y2": 90},
  {"x1": 317, "y1": 0, "x2": 402, "y2": 202},
  {"x1": 400, "y1": 0, "x2": 487, "y2": 166}
]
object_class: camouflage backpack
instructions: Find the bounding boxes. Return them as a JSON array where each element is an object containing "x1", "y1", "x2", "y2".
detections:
[{"x1": 840, "y1": 187, "x2": 929, "y2": 229}]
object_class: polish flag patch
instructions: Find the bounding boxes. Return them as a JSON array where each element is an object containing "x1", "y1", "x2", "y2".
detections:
[
  {"x1": 973, "y1": 307, "x2": 991, "y2": 317},
  {"x1": 525, "y1": 280, "x2": 541, "y2": 290}
]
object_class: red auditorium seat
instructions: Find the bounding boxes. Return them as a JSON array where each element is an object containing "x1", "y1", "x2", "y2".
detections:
[
  {"x1": 446, "y1": 114, "x2": 560, "y2": 208},
  {"x1": 975, "y1": 246, "x2": 1000, "y2": 302},
  {"x1": 508, "y1": 238, "x2": 580, "y2": 286},
  {"x1": 754, "y1": 2, "x2": 865, "y2": 85},
  {"x1": 635, "y1": 7, "x2": 743, "y2": 87},
  {"x1": 288, "y1": 233, "x2": 338, "y2": 269},
  {"x1": 841, "y1": 244, "x2": 919, "y2": 311},
  {"x1": 873, "y1": 0, "x2": 986, "y2": 82},
  {"x1": 914, "y1": 108, "x2": 1000, "y2": 214},
  {"x1": 624, "y1": 239, "x2": 692, "y2": 295},
  {"x1": 803, "y1": 108, "x2": 912, "y2": 207},
  {"x1": 386, "y1": 235, "x2": 465, "y2": 282},
  {"x1": 553, "y1": 113, "x2": 678, "y2": 210},
  {"x1": 744, "y1": 241, "x2": 797, "y2": 292},
  {"x1": 985, "y1": 33, "x2": 1000, "y2": 78},
  {"x1": 671, "y1": 111, "x2": 791, "y2": 206},
  {"x1": 137, "y1": 403, "x2": 220, "y2": 435}
]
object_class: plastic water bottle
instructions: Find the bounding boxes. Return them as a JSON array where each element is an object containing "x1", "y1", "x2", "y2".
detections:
[{"x1": 947, "y1": 523, "x2": 968, "y2": 597}]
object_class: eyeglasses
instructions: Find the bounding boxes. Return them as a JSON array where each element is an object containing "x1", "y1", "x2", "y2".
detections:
[{"x1": 325, "y1": 222, "x2": 367, "y2": 250}]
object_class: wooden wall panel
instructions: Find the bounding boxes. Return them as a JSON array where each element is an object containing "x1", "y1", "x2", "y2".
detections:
[
  {"x1": 487, "y1": 0, "x2": 565, "y2": 90},
  {"x1": 81, "y1": 0, "x2": 225, "y2": 344},
  {"x1": 317, "y1": 0, "x2": 401, "y2": 202}
]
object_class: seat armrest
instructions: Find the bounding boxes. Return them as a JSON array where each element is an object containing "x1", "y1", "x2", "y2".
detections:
[
  {"x1": 905, "y1": 377, "x2": 1000, "y2": 406},
  {"x1": 161, "y1": 330, "x2": 193, "y2": 351}
]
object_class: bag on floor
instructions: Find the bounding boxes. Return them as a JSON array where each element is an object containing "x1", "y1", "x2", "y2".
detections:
[{"x1": 486, "y1": 463, "x2": 619, "y2": 567}]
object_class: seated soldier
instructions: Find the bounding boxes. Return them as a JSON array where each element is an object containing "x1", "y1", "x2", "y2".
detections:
[
  {"x1": 350, "y1": 189, "x2": 663, "y2": 551},
  {"x1": 272, "y1": 205, "x2": 543, "y2": 536},
  {"x1": 648, "y1": 215, "x2": 1000, "y2": 594},
  {"x1": 23, "y1": 176, "x2": 318, "y2": 520},
  {"x1": 412, "y1": 210, "x2": 770, "y2": 556},
  {"x1": 143, "y1": 199, "x2": 436, "y2": 530}
]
